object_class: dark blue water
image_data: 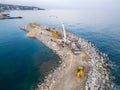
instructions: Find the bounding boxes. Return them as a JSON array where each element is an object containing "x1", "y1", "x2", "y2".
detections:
[
  {"x1": 0, "y1": 13, "x2": 60, "y2": 90},
  {"x1": 0, "y1": 10, "x2": 120, "y2": 89}
]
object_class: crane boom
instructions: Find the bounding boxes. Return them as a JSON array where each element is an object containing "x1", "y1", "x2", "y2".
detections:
[
  {"x1": 49, "y1": 15, "x2": 67, "y2": 42},
  {"x1": 61, "y1": 23, "x2": 67, "y2": 42}
]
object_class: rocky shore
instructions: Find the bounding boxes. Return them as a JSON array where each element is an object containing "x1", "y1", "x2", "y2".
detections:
[
  {"x1": 0, "y1": 13, "x2": 22, "y2": 19},
  {"x1": 0, "y1": 13, "x2": 6, "y2": 18},
  {"x1": 20, "y1": 23, "x2": 114, "y2": 90},
  {"x1": 77, "y1": 37, "x2": 114, "y2": 90}
]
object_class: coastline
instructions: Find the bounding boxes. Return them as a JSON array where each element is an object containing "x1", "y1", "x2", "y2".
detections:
[
  {"x1": 20, "y1": 23, "x2": 114, "y2": 90},
  {"x1": 0, "y1": 13, "x2": 22, "y2": 19}
]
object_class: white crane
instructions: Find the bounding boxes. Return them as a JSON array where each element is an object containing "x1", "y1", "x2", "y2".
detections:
[{"x1": 49, "y1": 16, "x2": 67, "y2": 43}]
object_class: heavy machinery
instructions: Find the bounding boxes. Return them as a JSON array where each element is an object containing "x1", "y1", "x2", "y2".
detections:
[
  {"x1": 49, "y1": 16, "x2": 67, "y2": 43},
  {"x1": 70, "y1": 42, "x2": 81, "y2": 54},
  {"x1": 76, "y1": 66, "x2": 84, "y2": 77},
  {"x1": 52, "y1": 31, "x2": 59, "y2": 38}
]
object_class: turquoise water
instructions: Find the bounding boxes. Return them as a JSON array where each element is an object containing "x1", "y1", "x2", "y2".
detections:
[
  {"x1": 0, "y1": 13, "x2": 60, "y2": 90},
  {"x1": 0, "y1": 10, "x2": 120, "y2": 89}
]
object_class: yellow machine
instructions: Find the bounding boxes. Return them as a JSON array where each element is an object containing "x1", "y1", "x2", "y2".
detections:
[
  {"x1": 76, "y1": 66, "x2": 84, "y2": 77},
  {"x1": 52, "y1": 32, "x2": 59, "y2": 38},
  {"x1": 29, "y1": 23, "x2": 39, "y2": 28}
]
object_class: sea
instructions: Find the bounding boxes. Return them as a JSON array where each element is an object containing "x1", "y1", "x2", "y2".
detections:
[{"x1": 0, "y1": 9, "x2": 120, "y2": 90}]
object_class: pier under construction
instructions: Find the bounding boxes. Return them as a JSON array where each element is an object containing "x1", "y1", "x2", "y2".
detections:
[{"x1": 21, "y1": 22, "x2": 113, "y2": 90}]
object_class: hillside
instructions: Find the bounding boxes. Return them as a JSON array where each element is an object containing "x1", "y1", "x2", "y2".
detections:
[{"x1": 0, "y1": 3, "x2": 44, "y2": 11}]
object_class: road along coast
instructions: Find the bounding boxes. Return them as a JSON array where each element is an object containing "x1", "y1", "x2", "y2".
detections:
[{"x1": 20, "y1": 23, "x2": 114, "y2": 90}]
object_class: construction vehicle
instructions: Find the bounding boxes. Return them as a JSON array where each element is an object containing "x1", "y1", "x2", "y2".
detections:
[
  {"x1": 69, "y1": 42, "x2": 81, "y2": 54},
  {"x1": 52, "y1": 31, "x2": 59, "y2": 38},
  {"x1": 76, "y1": 66, "x2": 84, "y2": 77},
  {"x1": 72, "y1": 48, "x2": 81, "y2": 54},
  {"x1": 49, "y1": 16, "x2": 67, "y2": 43},
  {"x1": 29, "y1": 23, "x2": 40, "y2": 28}
]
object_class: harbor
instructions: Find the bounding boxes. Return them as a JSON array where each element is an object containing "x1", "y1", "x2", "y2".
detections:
[{"x1": 21, "y1": 22, "x2": 114, "y2": 90}]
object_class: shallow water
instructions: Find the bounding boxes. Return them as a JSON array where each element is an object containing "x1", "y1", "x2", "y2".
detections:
[{"x1": 0, "y1": 9, "x2": 120, "y2": 89}]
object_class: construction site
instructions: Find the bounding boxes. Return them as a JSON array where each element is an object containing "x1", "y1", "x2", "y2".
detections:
[{"x1": 21, "y1": 22, "x2": 114, "y2": 90}]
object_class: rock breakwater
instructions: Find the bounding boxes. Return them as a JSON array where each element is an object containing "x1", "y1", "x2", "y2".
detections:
[{"x1": 20, "y1": 23, "x2": 114, "y2": 90}]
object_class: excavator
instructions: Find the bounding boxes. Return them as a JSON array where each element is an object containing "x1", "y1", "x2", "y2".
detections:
[{"x1": 76, "y1": 66, "x2": 84, "y2": 77}]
